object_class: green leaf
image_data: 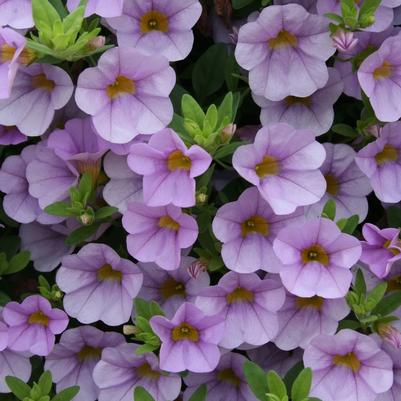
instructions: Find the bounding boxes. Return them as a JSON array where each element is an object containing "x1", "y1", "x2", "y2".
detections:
[
  {"x1": 65, "y1": 223, "x2": 99, "y2": 246},
  {"x1": 338, "y1": 319, "x2": 361, "y2": 330},
  {"x1": 62, "y1": 5, "x2": 85, "y2": 42},
  {"x1": 188, "y1": 384, "x2": 207, "y2": 401},
  {"x1": 386, "y1": 206, "x2": 401, "y2": 228},
  {"x1": 5, "y1": 251, "x2": 31, "y2": 275},
  {"x1": 291, "y1": 368, "x2": 312, "y2": 401},
  {"x1": 366, "y1": 282, "x2": 388, "y2": 311},
  {"x1": 332, "y1": 124, "x2": 358, "y2": 138},
  {"x1": 217, "y1": 92, "x2": 234, "y2": 127},
  {"x1": 232, "y1": 0, "x2": 254, "y2": 9},
  {"x1": 243, "y1": 361, "x2": 269, "y2": 401},
  {"x1": 78, "y1": 173, "x2": 93, "y2": 204},
  {"x1": 267, "y1": 371, "x2": 287, "y2": 399},
  {"x1": 32, "y1": 0, "x2": 62, "y2": 32},
  {"x1": 49, "y1": 0, "x2": 68, "y2": 17},
  {"x1": 95, "y1": 207, "x2": 118, "y2": 220},
  {"x1": 324, "y1": 12, "x2": 344, "y2": 23},
  {"x1": 204, "y1": 104, "x2": 218, "y2": 135},
  {"x1": 214, "y1": 141, "x2": 245, "y2": 159},
  {"x1": 338, "y1": 215, "x2": 359, "y2": 234},
  {"x1": 5, "y1": 376, "x2": 31, "y2": 400},
  {"x1": 134, "y1": 298, "x2": 164, "y2": 320},
  {"x1": 283, "y1": 362, "x2": 304, "y2": 392},
  {"x1": 51, "y1": 386, "x2": 80, "y2": 401},
  {"x1": 135, "y1": 343, "x2": 159, "y2": 355},
  {"x1": 354, "y1": 269, "x2": 367, "y2": 297},
  {"x1": 358, "y1": 0, "x2": 381, "y2": 24},
  {"x1": 181, "y1": 94, "x2": 205, "y2": 128},
  {"x1": 45, "y1": 201, "x2": 74, "y2": 217},
  {"x1": 340, "y1": 0, "x2": 358, "y2": 25},
  {"x1": 134, "y1": 386, "x2": 155, "y2": 401},
  {"x1": 38, "y1": 371, "x2": 53, "y2": 395},
  {"x1": 322, "y1": 199, "x2": 336, "y2": 220},
  {"x1": 373, "y1": 291, "x2": 401, "y2": 316}
]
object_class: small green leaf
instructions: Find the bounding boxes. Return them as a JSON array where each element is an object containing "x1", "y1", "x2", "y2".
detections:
[
  {"x1": 322, "y1": 199, "x2": 336, "y2": 221},
  {"x1": 32, "y1": 0, "x2": 62, "y2": 32},
  {"x1": 5, "y1": 251, "x2": 31, "y2": 275},
  {"x1": 5, "y1": 376, "x2": 31, "y2": 400},
  {"x1": 354, "y1": 269, "x2": 367, "y2": 297},
  {"x1": 214, "y1": 141, "x2": 245, "y2": 160},
  {"x1": 267, "y1": 371, "x2": 287, "y2": 399},
  {"x1": 366, "y1": 282, "x2": 388, "y2": 311},
  {"x1": 373, "y1": 291, "x2": 401, "y2": 316},
  {"x1": 337, "y1": 215, "x2": 359, "y2": 234},
  {"x1": 78, "y1": 173, "x2": 93, "y2": 204},
  {"x1": 204, "y1": 104, "x2": 218, "y2": 135},
  {"x1": 243, "y1": 361, "x2": 269, "y2": 401},
  {"x1": 358, "y1": 0, "x2": 381, "y2": 23},
  {"x1": 51, "y1": 386, "x2": 80, "y2": 401},
  {"x1": 95, "y1": 206, "x2": 118, "y2": 220},
  {"x1": 332, "y1": 124, "x2": 358, "y2": 138},
  {"x1": 45, "y1": 201, "x2": 74, "y2": 217},
  {"x1": 188, "y1": 384, "x2": 207, "y2": 401},
  {"x1": 134, "y1": 386, "x2": 155, "y2": 401},
  {"x1": 386, "y1": 206, "x2": 401, "y2": 228},
  {"x1": 38, "y1": 371, "x2": 53, "y2": 395},
  {"x1": 134, "y1": 298, "x2": 164, "y2": 320},
  {"x1": 65, "y1": 223, "x2": 99, "y2": 246},
  {"x1": 291, "y1": 368, "x2": 312, "y2": 401},
  {"x1": 135, "y1": 343, "x2": 159, "y2": 355},
  {"x1": 181, "y1": 94, "x2": 205, "y2": 128},
  {"x1": 324, "y1": 12, "x2": 344, "y2": 23},
  {"x1": 232, "y1": 0, "x2": 254, "y2": 9}
]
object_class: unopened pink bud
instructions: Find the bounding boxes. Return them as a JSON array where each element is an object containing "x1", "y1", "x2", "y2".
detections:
[
  {"x1": 332, "y1": 30, "x2": 358, "y2": 53},
  {"x1": 187, "y1": 260, "x2": 208, "y2": 279},
  {"x1": 378, "y1": 324, "x2": 401, "y2": 349}
]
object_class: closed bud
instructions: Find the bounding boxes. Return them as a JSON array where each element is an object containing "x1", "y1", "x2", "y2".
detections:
[
  {"x1": 87, "y1": 36, "x2": 106, "y2": 50},
  {"x1": 378, "y1": 323, "x2": 401, "y2": 349},
  {"x1": 220, "y1": 123, "x2": 237, "y2": 143},
  {"x1": 187, "y1": 260, "x2": 208, "y2": 279},
  {"x1": 332, "y1": 29, "x2": 358, "y2": 53}
]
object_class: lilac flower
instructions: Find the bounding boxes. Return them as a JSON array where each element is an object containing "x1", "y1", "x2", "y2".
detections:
[
  {"x1": 358, "y1": 34, "x2": 401, "y2": 122},
  {"x1": 107, "y1": 0, "x2": 202, "y2": 62},
  {"x1": 355, "y1": 121, "x2": 401, "y2": 202},
  {"x1": 195, "y1": 271, "x2": 285, "y2": 349},
  {"x1": 122, "y1": 202, "x2": 198, "y2": 270},
  {"x1": 0, "y1": 64, "x2": 73, "y2": 136},
  {"x1": 3, "y1": 295, "x2": 68, "y2": 356},
  {"x1": 274, "y1": 291, "x2": 349, "y2": 350},
  {"x1": 232, "y1": 123, "x2": 326, "y2": 215},
  {"x1": 75, "y1": 47, "x2": 175, "y2": 144},
  {"x1": 253, "y1": 68, "x2": 343, "y2": 136},
  {"x1": 45, "y1": 326, "x2": 125, "y2": 401},
  {"x1": 305, "y1": 143, "x2": 372, "y2": 222},
  {"x1": 212, "y1": 187, "x2": 304, "y2": 274},
  {"x1": 128, "y1": 129, "x2": 212, "y2": 207},
  {"x1": 0, "y1": 0, "x2": 33, "y2": 29},
  {"x1": 103, "y1": 151, "x2": 143, "y2": 213},
  {"x1": 67, "y1": 0, "x2": 123, "y2": 17},
  {"x1": 93, "y1": 342, "x2": 182, "y2": 401},
  {"x1": 150, "y1": 302, "x2": 225, "y2": 373},
  {"x1": 0, "y1": 347, "x2": 31, "y2": 393},
  {"x1": 0, "y1": 125, "x2": 26, "y2": 145},
  {"x1": 304, "y1": 329, "x2": 394, "y2": 401},
  {"x1": 57, "y1": 243, "x2": 143, "y2": 326},
  {"x1": 235, "y1": 4, "x2": 335, "y2": 101},
  {"x1": 0, "y1": 322, "x2": 7, "y2": 352},
  {"x1": 332, "y1": 30, "x2": 359, "y2": 53},
  {"x1": 273, "y1": 218, "x2": 362, "y2": 298},
  {"x1": 360, "y1": 223, "x2": 401, "y2": 278},
  {"x1": 183, "y1": 352, "x2": 258, "y2": 401},
  {"x1": 137, "y1": 257, "x2": 210, "y2": 318}
]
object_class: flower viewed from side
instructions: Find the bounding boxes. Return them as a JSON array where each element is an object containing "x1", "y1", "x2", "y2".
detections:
[
  {"x1": 0, "y1": 0, "x2": 33, "y2": 29},
  {"x1": 108, "y1": 0, "x2": 202, "y2": 61},
  {"x1": 67, "y1": 0, "x2": 123, "y2": 17},
  {"x1": 3, "y1": 295, "x2": 69, "y2": 356},
  {"x1": 273, "y1": 218, "x2": 362, "y2": 298},
  {"x1": 304, "y1": 329, "x2": 394, "y2": 401},
  {"x1": 235, "y1": 4, "x2": 335, "y2": 100},
  {"x1": 128, "y1": 129, "x2": 212, "y2": 207},
  {"x1": 233, "y1": 123, "x2": 326, "y2": 215},
  {"x1": 75, "y1": 47, "x2": 175, "y2": 144},
  {"x1": 150, "y1": 302, "x2": 225, "y2": 373},
  {"x1": 332, "y1": 29, "x2": 359, "y2": 53},
  {"x1": 45, "y1": 326, "x2": 125, "y2": 401},
  {"x1": 57, "y1": 243, "x2": 143, "y2": 326},
  {"x1": 122, "y1": 202, "x2": 198, "y2": 270}
]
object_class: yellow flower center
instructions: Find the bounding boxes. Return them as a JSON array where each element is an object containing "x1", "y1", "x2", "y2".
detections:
[
  {"x1": 226, "y1": 287, "x2": 254, "y2": 304},
  {"x1": 332, "y1": 352, "x2": 361, "y2": 372},
  {"x1": 158, "y1": 215, "x2": 180, "y2": 231},
  {"x1": 295, "y1": 296, "x2": 324, "y2": 309},
  {"x1": 136, "y1": 363, "x2": 161, "y2": 379},
  {"x1": 387, "y1": 274, "x2": 401, "y2": 292},
  {"x1": 140, "y1": 10, "x2": 169, "y2": 33},
  {"x1": 241, "y1": 215, "x2": 269, "y2": 237},
  {"x1": 268, "y1": 30, "x2": 298, "y2": 49},
  {"x1": 284, "y1": 96, "x2": 311, "y2": 107},
  {"x1": 301, "y1": 244, "x2": 329, "y2": 266},
  {"x1": 171, "y1": 322, "x2": 199, "y2": 342},
  {"x1": 76, "y1": 346, "x2": 102, "y2": 361},
  {"x1": 32, "y1": 73, "x2": 55, "y2": 92},
  {"x1": 0, "y1": 44, "x2": 35, "y2": 64},
  {"x1": 97, "y1": 264, "x2": 123, "y2": 282},
  {"x1": 384, "y1": 239, "x2": 401, "y2": 256},
  {"x1": 167, "y1": 150, "x2": 192, "y2": 172},
  {"x1": 255, "y1": 155, "x2": 279, "y2": 178},
  {"x1": 375, "y1": 144, "x2": 398, "y2": 165},
  {"x1": 325, "y1": 174, "x2": 339, "y2": 196},
  {"x1": 217, "y1": 368, "x2": 241, "y2": 387},
  {"x1": 373, "y1": 60, "x2": 392, "y2": 80},
  {"x1": 160, "y1": 278, "x2": 186, "y2": 299},
  {"x1": 106, "y1": 75, "x2": 135, "y2": 99},
  {"x1": 28, "y1": 311, "x2": 49, "y2": 326}
]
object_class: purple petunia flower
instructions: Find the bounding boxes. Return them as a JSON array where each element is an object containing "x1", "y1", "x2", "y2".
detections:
[
  {"x1": 305, "y1": 143, "x2": 372, "y2": 222},
  {"x1": 128, "y1": 129, "x2": 212, "y2": 207},
  {"x1": 360, "y1": 223, "x2": 401, "y2": 279},
  {"x1": 273, "y1": 218, "x2": 362, "y2": 298},
  {"x1": 3, "y1": 295, "x2": 69, "y2": 356},
  {"x1": 0, "y1": 64, "x2": 73, "y2": 136},
  {"x1": 122, "y1": 202, "x2": 198, "y2": 270},
  {"x1": 0, "y1": 125, "x2": 26, "y2": 145},
  {"x1": 232, "y1": 123, "x2": 326, "y2": 215},
  {"x1": 212, "y1": 187, "x2": 304, "y2": 274},
  {"x1": 137, "y1": 256, "x2": 210, "y2": 318},
  {"x1": 57, "y1": 243, "x2": 143, "y2": 326},
  {"x1": 67, "y1": 0, "x2": 123, "y2": 17},
  {"x1": 253, "y1": 68, "x2": 343, "y2": 136},
  {"x1": 45, "y1": 326, "x2": 125, "y2": 401},
  {"x1": 183, "y1": 352, "x2": 258, "y2": 401},
  {"x1": 107, "y1": 0, "x2": 202, "y2": 62},
  {"x1": 355, "y1": 121, "x2": 401, "y2": 203},
  {"x1": 0, "y1": 0, "x2": 33, "y2": 28},
  {"x1": 75, "y1": 47, "x2": 175, "y2": 144},
  {"x1": 304, "y1": 329, "x2": 394, "y2": 401},
  {"x1": 93, "y1": 342, "x2": 182, "y2": 401},
  {"x1": 150, "y1": 302, "x2": 225, "y2": 373},
  {"x1": 235, "y1": 4, "x2": 335, "y2": 101},
  {"x1": 195, "y1": 271, "x2": 285, "y2": 349}
]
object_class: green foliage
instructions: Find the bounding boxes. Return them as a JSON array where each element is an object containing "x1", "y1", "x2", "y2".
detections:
[
  {"x1": 188, "y1": 384, "x2": 207, "y2": 401},
  {"x1": 38, "y1": 275, "x2": 63, "y2": 304},
  {"x1": 0, "y1": 250, "x2": 30, "y2": 276},
  {"x1": 134, "y1": 387, "x2": 155, "y2": 401},
  {"x1": 322, "y1": 200, "x2": 336, "y2": 221}
]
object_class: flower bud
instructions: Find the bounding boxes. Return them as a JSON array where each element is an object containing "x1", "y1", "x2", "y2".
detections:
[
  {"x1": 87, "y1": 36, "x2": 106, "y2": 50},
  {"x1": 378, "y1": 323, "x2": 401, "y2": 349},
  {"x1": 220, "y1": 123, "x2": 237, "y2": 143},
  {"x1": 187, "y1": 260, "x2": 208, "y2": 279},
  {"x1": 332, "y1": 30, "x2": 358, "y2": 53}
]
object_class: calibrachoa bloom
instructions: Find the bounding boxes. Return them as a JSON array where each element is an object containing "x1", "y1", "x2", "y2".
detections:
[
  {"x1": 57, "y1": 243, "x2": 143, "y2": 326},
  {"x1": 122, "y1": 202, "x2": 198, "y2": 270},
  {"x1": 3, "y1": 295, "x2": 69, "y2": 356},
  {"x1": 183, "y1": 352, "x2": 258, "y2": 401},
  {"x1": 93, "y1": 342, "x2": 182, "y2": 401},
  {"x1": 45, "y1": 326, "x2": 125, "y2": 401},
  {"x1": 150, "y1": 302, "x2": 225, "y2": 373},
  {"x1": 360, "y1": 223, "x2": 401, "y2": 279},
  {"x1": 75, "y1": 46, "x2": 175, "y2": 144},
  {"x1": 67, "y1": 0, "x2": 123, "y2": 17},
  {"x1": 128, "y1": 129, "x2": 212, "y2": 207},
  {"x1": 235, "y1": 4, "x2": 335, "y2": 100},
  {"x1": 0, "y1": 0, "x2": 33, "y2": 28},
  {"x1": 108, "y1": 0, "x2": 202, "y2": 62},
  {"x1": 273, "y1": 218, "x2": 362, "y2": 298},
  {"x1": 0, "y1": 124, "x2": 26, "y2": 145},
  {"x1": 195, "y1": 271, "x2": 286, "y2": 349},
  {"x1": 0, "y1": 64, "x2": 74, "y2": 136},
  {"x1": 253, "y1": 68, "x2": 343, "y2": 136},
  {"x1": 304, "y1": 329, "x2": 394, "y2": 401},
  {"x1": 233, "y1": 123, "x2": 326, "y2": 215},
  {"x1": 305, "y1": 143, "x2": 372, "y2": 222}
]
